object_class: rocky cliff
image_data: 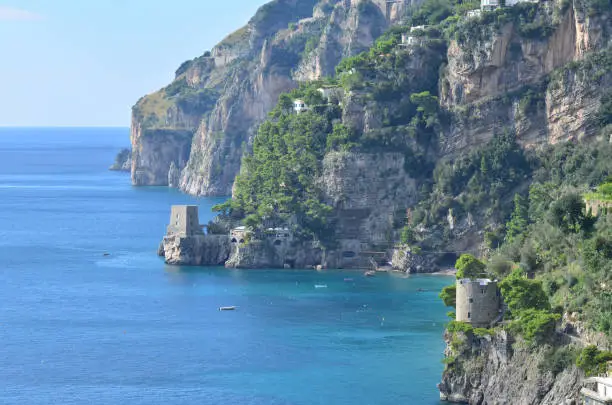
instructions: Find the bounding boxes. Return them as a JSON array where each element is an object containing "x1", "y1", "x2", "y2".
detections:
[
  {"x1": 440, "y1": 2, "x2": 612, "y2": 155},
  {"x1": 159, "y1": 234, "x2": 231, "y2": 266},
  {"x1": 439, "y1": 330, "x2": 584, "y2": 405},
  {"x1": 145, "y1": 0, "x2": 611, "y2": 270},
  {"x1": 109, "y1": 148, "x2": 132, "y2": 172},
  {"x1": 131, "y1": 0, "x2": 405, "y2": 195}
]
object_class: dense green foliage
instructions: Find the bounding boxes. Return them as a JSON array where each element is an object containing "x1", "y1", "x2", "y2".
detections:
[
  {"x1": 415, "y1": 131, "x2": 531, "y2": 231},
  {"x1": 446, "y1": 320, "x2": 475, "y2": 334},
  {"x1": 507, "y1": 309, "x2": 560, "y2": 344},
  {"x1": 486, "y1": 142, "x2": 612, "y2": 344},
  {"x1": 576, "y1": 345, "x2": 612, "y2": 376},
  {"x1": 499, "y1": 268, "x2": 550, "y2": 315},
  {"x1": 455, "y1": 254, "x2": 487, "y2": 279},
  {"x1": 439, "y1": 284, "x2": 457, "y2": 307},
  {"x1": 230, "y1": 88, "x2": 337, "y2": 241},
  {"x1": 164, "y1": 78, "x2": 220, "y2": 115},
  {"x1": 505, "y1": 194, "x2": 529, "y2": 243}
]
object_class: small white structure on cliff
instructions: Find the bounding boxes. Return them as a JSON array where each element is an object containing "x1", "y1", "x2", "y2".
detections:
[
  {"x1": 230, "y1": 226, "x2": 251, "y2": 244},
  {"x1": 456, "y1": 278, "x2": 502, "y2": 327},
  {"x1": 479, "y1": 0, "x2": 538, "y2": 12},
  {"x1": 401, "y1": 25, "x2": 429, "y2": 47},
  {"x1": 167, "y1": 205, "x2": 204, "y2": 236},
  {"x1": 467, "y1": 9, "x2": 482, "y2": 18},
  {"x1": 581, "y1": 377, "x2": 612, "y2": 405},
  {"x1": 293, "y1": 99, "x2": 308, "y2": 114},
  {"x1": 481, "y1": 0, "x2": 500, "y2": 11}
]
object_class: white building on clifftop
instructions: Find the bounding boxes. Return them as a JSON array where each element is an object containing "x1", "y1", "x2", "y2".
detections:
[
  {"x1": 581, "y1": 377, "x2": 612, "y2": 405},
  {"x1": 293, "y1": 99, "x2": 308, "y2": 114}
]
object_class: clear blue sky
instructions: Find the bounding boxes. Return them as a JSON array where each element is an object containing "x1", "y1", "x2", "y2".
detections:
[{"x1": 0, "y1": 1, "x2": 267, "y2": 127}]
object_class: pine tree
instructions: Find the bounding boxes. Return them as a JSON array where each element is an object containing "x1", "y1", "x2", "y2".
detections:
[{"x1": 505, "y1": 193, "x2": 529, "y2": 243}]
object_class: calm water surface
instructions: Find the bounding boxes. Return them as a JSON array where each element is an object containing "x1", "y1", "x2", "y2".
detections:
[{"x1": 0, "y1": 128, "x2": 451, "y2": 404}]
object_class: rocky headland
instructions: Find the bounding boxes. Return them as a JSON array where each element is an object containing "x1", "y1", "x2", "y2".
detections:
[
  {"x1": 136, "y1": 0, "x2": 612, "y2": 403},
  {"x1": 109, "y1": 148, "x2": 132, "y2": 172}
]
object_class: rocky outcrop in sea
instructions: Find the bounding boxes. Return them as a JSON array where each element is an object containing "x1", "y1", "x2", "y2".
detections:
[{"x1": 109, "y1": 148, "x2": 132, "y2": 172}]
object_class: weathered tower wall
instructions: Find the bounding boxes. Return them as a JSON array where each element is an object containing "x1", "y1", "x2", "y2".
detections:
[
  {"x1": 166, "y1": 205, "x2": 203, "y2": 236},
  {"x1": 456, "y1": 279, "x2": 501, "y2": 327}
]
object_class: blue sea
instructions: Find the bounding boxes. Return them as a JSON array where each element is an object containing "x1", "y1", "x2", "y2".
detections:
[{"x1": 0, "y1": 127, "x2": 452, "y2": 405}]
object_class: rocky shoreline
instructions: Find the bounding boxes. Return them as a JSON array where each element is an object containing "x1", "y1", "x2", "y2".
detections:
[
  {"x1": 438, "y1": 330, "x2": 584, "y2": 405},
  {"x1": 156, "y1": 206, "x2": 450, "y2": 272}
]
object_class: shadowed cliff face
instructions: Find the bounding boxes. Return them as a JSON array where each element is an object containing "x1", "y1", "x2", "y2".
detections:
[
  {"x1": 439, "y1": 330, "x2": 584, "y2": 405},
  {"x1": 131, "y1": 0, "x2": 396, "y2": 195}
]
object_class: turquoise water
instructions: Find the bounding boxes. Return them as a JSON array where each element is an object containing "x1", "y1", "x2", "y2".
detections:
[{"x1": 0, "y1": 128, "x2": 451, "y2": 404}]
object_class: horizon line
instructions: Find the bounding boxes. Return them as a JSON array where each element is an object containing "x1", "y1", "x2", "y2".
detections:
[{"x1": 0, "y1": 125, "x2": 130, "y2": 129}]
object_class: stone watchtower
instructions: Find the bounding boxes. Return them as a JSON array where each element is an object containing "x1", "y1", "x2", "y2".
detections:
[
  {"x1": 166, "y1": 205, "x2": 204, "y2": 236},
  {"x1": 456, "y1": 278, "x2": 501, "y2": 327}
]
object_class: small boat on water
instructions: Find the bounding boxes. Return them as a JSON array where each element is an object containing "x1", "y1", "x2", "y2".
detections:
[
  {"x1": 314, "y1": 284, "x2": 328, "y2": 289},
  {"x1": 364, "y1": 271, "x2": 376, "y2": 277},
  {"x1": 219, "y1": 306, "x2": 236, "y2": 311},
  {"x1": 344, "y1": 278, "x2": 354, "y2": 282}
]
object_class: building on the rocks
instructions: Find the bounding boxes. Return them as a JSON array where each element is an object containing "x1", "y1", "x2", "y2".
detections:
[
  {"x1": 481, "y1": 0, "x2": 499, "y2": 11},
  {"x1": 166, "y1": 205, "x2": 204, "y2": 236},
  {"x1": 400, "y1": 25, "x2": 429, "y2": 47},
  {"x1": 264, "y1": 227, "x2": 292, "y2": 246},
  {"x1": 456, "y1": 278, "x2": 502, "y2": 327},
  {"x1": 293, "y1": 99, "x2": 308, "y2": 114},
  {"x1": 581, "y1": 377, "x2": 612, "y2": 405},
  {"x1": 467, "y1": 9, "x2": 482, "y2": 18},
  {"x1": 480, "y1": 0, "x2": 538, "y2": 11},
  {"x1": 230, "y1": 226, "x2": 251, "y2": 244}
]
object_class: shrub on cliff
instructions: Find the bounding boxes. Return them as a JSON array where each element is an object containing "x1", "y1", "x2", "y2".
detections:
[
  {"x1": 455, "y1": 254, "x2": 486, "y2": 279},
  {"x1": 439, "y1": 284, "x2": 457, "y2": 307},
  {"x1": 499, "y1": 268, "x2": 550, "y2": 315},
  {"x1": 576, "y1": 345, "x2": 612, "y2": 376},
  {"x1": 507, "y1": 309, "x2": 559, "y2": 344}
]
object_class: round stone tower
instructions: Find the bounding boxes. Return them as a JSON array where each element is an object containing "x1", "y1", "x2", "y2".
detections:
[{"x1": 456, "y1": 278, "x2": 501, "y2": 327}]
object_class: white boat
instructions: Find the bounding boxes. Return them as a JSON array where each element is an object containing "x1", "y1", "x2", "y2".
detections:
[
  {"x1": 314, "y1": 284, "x2": 328, "y2": 289},
  {"x1": 219, "y1": 306, "x2": 237, "y2": 311}
]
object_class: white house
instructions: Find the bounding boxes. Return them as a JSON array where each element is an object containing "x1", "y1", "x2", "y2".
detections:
[
  {"x1": 581, "y1": 377, "x2": 612, "y2": 405},
  {"x1": 293, "y1": 99, "x2": 308, "y2": 114},
  {"x1": 467, "y1": 9, "x2": 482, "y2": 18},
  {"x1": 481, "y1": 0, "x2": 500, "y2": 11},
  {"x1": 410, "y1": 25, "x2": 428, "y2": 32}
]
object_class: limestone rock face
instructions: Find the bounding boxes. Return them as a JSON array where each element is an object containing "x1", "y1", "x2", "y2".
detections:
[
  {"x1": 439, "y1": 331, "x2": 583, "y2": 405},
  {"x1": 167, "y1": 161, "x2": 180, "y2": 188},
  {"x1": 130, "y1": 122, "x2": 192, "y2": 186},
  {"x1": 131, "y1": 0, "x2": 392, "y2": 196},
  {"x1": 440, "y1": 5, "x2": 612, "y2": 156},
  {"x1": 319, "y1": 151, "x2": 418, "y2": 245},
  {"x1": 161, "y1": 234, "x2": 231, "y2": 266},
  {"x1": 293, "y1": 0, "x2": 387, "y2": 82},
  {"x1": 109, "y1": 148, "x2": 132, "y2": 172},
  {"x1": 225, "y1": 239, "x2": 324, "y2": 269},
  {"x1": 391, "y1": 247, "x2": 433, "y2": 273}
]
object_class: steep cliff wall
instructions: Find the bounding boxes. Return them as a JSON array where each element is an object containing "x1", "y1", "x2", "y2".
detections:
[
  {"x1": 440, "y1": 2, "x2": 612, "y2": 156},
  {"x1": 439, "y1": 330, "x2": 584, "y2": 405},
  {"x1": 160, "y1": 234, "x2": 231, "y2": 266},
  {"x1": 319, "y1": 151, "x2": 418, "y2": 245},
  {"x1": 131, "y1": 0, "x2": 394, "y2": 195}
]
